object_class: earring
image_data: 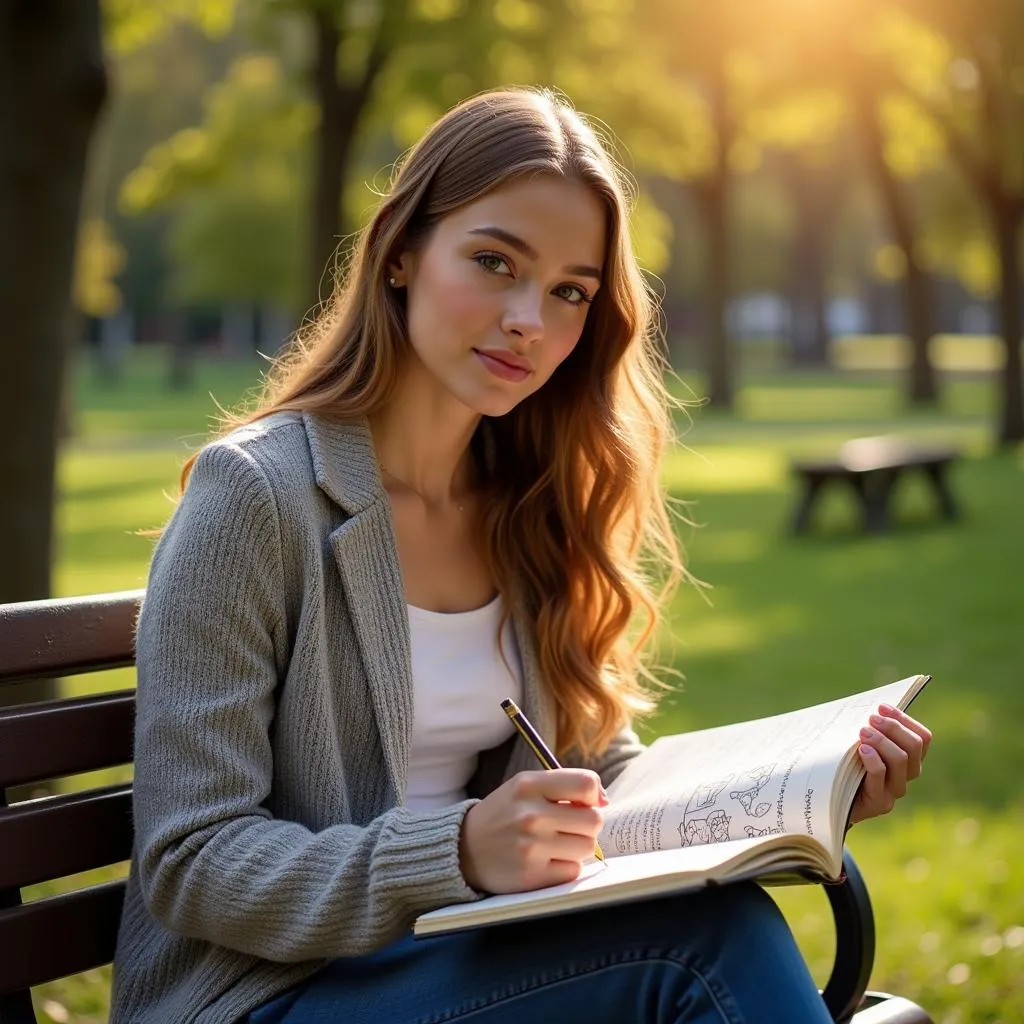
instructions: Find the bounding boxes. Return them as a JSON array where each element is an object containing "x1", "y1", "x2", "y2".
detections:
[{"x1": 388, "y1": 276, "x2": 397, "y2": 286}]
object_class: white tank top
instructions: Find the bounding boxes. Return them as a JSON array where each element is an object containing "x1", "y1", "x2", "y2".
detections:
[{"x1": 404, "y1": 595, "x2": 523, "y2": 811}]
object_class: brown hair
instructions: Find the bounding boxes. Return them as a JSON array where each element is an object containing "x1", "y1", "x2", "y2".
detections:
[{"x1": 182, "y1": 87, "x2": 685, "y2": 758}]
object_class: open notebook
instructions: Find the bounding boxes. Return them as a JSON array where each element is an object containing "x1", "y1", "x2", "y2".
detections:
[{"x1": 415, "y1": 674, "x2": 931, "y2": 937}]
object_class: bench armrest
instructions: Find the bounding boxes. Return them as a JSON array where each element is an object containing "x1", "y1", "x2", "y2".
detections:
[{"x1": 822, "y1": 849, "x2": 876, "y2": 1023}]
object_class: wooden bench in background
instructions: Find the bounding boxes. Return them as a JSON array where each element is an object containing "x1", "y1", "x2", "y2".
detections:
[
  {"x1": 791, "y1": 436, "x2": 960, "y2": 535},
  {"x1": 0, "y1": 591, "x2": 934, "y2": 1024}
]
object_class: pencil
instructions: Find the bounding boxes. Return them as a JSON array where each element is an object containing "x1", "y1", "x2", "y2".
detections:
[{"x1": 500, "y1": 698, "x2": 606, "y2": 862}]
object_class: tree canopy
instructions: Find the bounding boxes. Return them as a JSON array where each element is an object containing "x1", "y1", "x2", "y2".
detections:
[{"x1": 92, "y1": 0, "x2": 1024, "y2": 436}]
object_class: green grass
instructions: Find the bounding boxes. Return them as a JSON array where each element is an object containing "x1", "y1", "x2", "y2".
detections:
[
  {"x1": 31, "y1": 342, "x2": 1024, "y2": 1023},
  {"x1": 650, "y1": 434, "x2": 1024, "y2": 1023}
]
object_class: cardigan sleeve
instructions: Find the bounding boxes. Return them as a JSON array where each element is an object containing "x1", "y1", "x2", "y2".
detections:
[{"x1": 132, "y1": 439, "x2": 479, "y2": 963}]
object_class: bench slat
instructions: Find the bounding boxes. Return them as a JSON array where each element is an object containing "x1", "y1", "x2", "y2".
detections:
[
  {"x1": 0, "y1": 590, "x2": 142, "y2": 684},
  {"x1": 0, "y1": 882, "x2": 125, "y2": 996},
  {"x1": 0, "y1": 785, "x2": 133, "y2": 890},
  {"x1": 0, "y1": 691, "x2": 135, "y2": 789}
]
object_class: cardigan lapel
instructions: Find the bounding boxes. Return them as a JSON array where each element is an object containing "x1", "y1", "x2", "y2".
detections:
[
  {"x1": 329, "y1": 511, "x2": 412, "y2": 802},
  {"x1": 303, "y1": 412, "x2": 413, "y2": 802},
  {"x1": 301, "y1": 411, "x2": 381, "y2": 514}
]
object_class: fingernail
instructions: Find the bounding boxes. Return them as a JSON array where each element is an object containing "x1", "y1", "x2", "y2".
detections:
[
  {"x1": 860, "y1": 726, "x2": 876, "y2": 740},
  {"x1": 859, "y1": 744, "x2": 874, "y2": 756},
  {"x1": 869, "y1": 714, "x2": 884, "y2": 727}
]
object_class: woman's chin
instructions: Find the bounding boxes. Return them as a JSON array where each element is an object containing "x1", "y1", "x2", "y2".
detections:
[
  {"x1": 470, "y1": 395, "x2": 525, "y2": 419},
  {"x1": 453, "y1": 384, "x2": 529, "y2": 420}
]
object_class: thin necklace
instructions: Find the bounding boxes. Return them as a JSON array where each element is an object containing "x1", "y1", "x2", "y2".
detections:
[{"x1": 379, "y1": 465, "x2": 466, "y2": 512}]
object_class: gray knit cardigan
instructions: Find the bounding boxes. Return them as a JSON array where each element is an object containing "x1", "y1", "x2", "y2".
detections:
[{"x1": 110, "y1": 411, "x2": 643, "y2": 1023}]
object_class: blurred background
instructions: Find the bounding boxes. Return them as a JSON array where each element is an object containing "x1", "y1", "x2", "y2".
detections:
[{"x1": 2, "y1": 1, "x2": 1022, "y2": 1021}]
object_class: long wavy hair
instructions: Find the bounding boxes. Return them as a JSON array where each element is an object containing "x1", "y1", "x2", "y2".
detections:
[{"x1": 182, "y1": 87, "x2": 685, "y2": 758}]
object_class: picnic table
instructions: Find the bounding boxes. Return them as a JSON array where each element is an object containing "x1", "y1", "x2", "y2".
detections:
[{"x1": 790, "y1": 436, "x2": 960, "y2": 535}]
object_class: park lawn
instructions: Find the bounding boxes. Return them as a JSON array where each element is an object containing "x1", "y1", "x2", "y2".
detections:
[
  {"x1": 30, "y1": 346, "x2": 1024, "y2": 1023},
  {"x1": 651, "y1": 439, "x2": 1024, "y2": 1022}
]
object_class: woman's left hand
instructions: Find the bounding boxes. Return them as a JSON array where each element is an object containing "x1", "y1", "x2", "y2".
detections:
[{"x1": 848, "y1": 703, "x2": 933, "y2": 826}]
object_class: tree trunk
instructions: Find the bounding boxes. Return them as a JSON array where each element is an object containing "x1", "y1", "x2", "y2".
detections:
[
  {"x1": 310, "y1": 10, "x2": 347, "y2": 311},
  {"x1": 221, "y1": 303, "x2": 255, "y2": 360},
  {"x1": 900, "y1": 252, "x2": 937, "y2": 404},
  {"x1": 308, "y1": 6, "x2": 399, "y2": 313},
  {"x1": 853, "y1": 83, "x2": 937, "y2": 405},
  {"x1": 96, "y1": 309, "x2": 133, "y2": 383},
  {"x1": 0, "y1": 0, "x2": 106, "y2": 706},
  {"x1": 788, "y1": 289, "x2": 830, "y2": 367},
  {"x1": 166, "y1": 309, "x2": 194, "y2": 390},
  {"x1": 994, "y1": 203, "x2": 1024, "y2": 445},
  {"x1": 787, "y1": 162, "x2": 832, "y2": 368},
  {"x1": 259, "y1": 305, "x2": 294, "y2": 355},
  {"x1": 701, "y1": 66, "x2": 734, "y2": 408},
  {"x1": 0, "y1": 6, "x2": 105, "y2": 579}
]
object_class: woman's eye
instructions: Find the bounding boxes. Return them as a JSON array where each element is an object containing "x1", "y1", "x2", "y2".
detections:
[
  {"x1": 554, "y1": 283, "x2": 591, "y2": 307},
  {"x1": 475, "y1": 253, "x2": 511, "y2": 275}
]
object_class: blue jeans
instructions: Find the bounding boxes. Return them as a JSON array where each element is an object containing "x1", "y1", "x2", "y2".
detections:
[{"x1": 248, "y1": 882, "x2": 834, "y2": 1023}]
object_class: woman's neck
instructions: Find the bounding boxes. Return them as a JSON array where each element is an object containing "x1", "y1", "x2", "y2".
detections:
[{"x1": 368, "y1": 370, "x2": 480, "y2": 508}]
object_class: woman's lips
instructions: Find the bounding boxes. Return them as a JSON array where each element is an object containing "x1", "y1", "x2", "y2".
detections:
[{"x1": 474, "y1": 349, "x2": 532, "y2": 382}]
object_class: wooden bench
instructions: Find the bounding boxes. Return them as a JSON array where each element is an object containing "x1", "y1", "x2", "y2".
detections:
[
  {"x1": 0, "y1": 591, "x2": 934, "y2": 1024},
  {"x1": 791, "y1": 437, "x2": 960, "y2": 535}
]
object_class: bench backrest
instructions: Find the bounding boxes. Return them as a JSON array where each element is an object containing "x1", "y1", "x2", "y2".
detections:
[{"x1": 0, "y1": 590, "x2": 143, "y2": 1024}]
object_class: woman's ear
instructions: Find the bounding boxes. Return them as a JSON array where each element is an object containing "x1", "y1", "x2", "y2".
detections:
[{"x1": 387, "y1": 250, "x2": 416, "y2": 289}]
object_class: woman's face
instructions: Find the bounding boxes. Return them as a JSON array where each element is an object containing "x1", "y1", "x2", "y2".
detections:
[{"x1": 391, "y1": 174, "x2": 607, "y2": 418}]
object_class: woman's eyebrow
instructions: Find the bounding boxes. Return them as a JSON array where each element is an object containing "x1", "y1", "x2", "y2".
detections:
[{"x1": 467, "y1": 226, "x2": 602, "y2": 281}]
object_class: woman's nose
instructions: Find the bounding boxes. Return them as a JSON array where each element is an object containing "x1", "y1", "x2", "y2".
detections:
[{"x1": 501, "y1": 294, "x2": 544, "y2": 344}]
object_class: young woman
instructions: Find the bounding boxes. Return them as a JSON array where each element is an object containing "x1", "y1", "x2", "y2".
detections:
[{"x1": 111, "y1": 88, "x2": 932, "y2": 1023}]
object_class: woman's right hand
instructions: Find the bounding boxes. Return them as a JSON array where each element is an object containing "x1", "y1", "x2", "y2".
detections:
[{"x1": 459, "y1": 769, "x2": 608, "y2": 893}]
